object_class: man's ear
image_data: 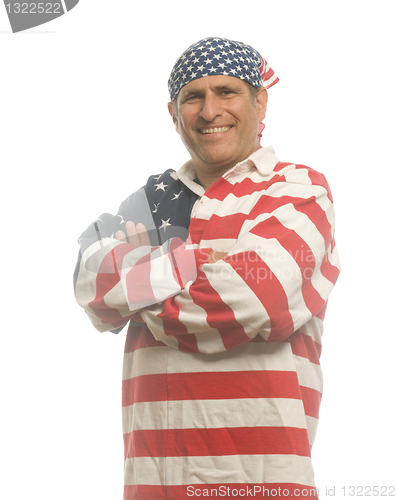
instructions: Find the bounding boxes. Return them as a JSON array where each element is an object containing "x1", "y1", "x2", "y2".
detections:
[
  {"x1": 256, "y1": 88, "x2": 268, "y2": 122},
  {"x1": 167, "y1": 102, "x2": 179, "y2": 133}
]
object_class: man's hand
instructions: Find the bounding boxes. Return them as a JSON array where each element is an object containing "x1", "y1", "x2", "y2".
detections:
[{"x1": 115, "y1": 221, "x2": 151, "y2": 247}]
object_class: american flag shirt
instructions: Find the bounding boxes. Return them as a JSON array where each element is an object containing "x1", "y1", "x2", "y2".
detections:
[{"x1": 74, "y1": 146, "x2": 340, "y2": 500}]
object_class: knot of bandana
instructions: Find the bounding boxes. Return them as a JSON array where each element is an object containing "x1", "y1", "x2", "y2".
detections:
[{"x1": 168, "y1": 37, "x2": 279, "y2": 101}]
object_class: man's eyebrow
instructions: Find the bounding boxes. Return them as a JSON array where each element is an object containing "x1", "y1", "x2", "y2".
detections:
[
  {"x1": 181, "y1": 84, "x2": 241, "y2": 99},
  {"x1": 214, "y1": 84, "x2": 240, "y2": 92},
  {"x1": 181, "y1": 88, "x2": 203, "y2": 98}
]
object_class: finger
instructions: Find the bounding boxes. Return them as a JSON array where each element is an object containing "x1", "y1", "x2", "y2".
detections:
[
  {"x1": 115, "y1": 230, "x2": 127, "y2": 242},
  {"x1": 125, "y1": 221, "x2": 141, "y2": 247},
  {"x1": 136, "y1": 223, "x2": 151, "y2": 246}
]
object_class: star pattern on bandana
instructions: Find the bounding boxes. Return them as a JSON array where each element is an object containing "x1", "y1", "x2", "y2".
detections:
[{"x1": 168, "y1": 37, "x2": 278, "y2": 100}]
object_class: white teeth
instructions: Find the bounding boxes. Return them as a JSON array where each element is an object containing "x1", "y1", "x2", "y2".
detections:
[{"x1": 201, "y1": 126, "x2": 231, "y2": 134}]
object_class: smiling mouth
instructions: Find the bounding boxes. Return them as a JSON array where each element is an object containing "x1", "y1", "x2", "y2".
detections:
[{"x1": 199, "y1": 126, "x2": 232, "y2": 135}]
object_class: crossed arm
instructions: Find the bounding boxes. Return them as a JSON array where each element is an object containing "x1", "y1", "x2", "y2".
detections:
[{"x1": 75, "y1": 174, "x2": 340, "y2": 354}]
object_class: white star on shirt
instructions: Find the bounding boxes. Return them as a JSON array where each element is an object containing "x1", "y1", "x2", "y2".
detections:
[
  {"x1": 159, "y1": 219, "x2": 172, "y2": 232},
  {"x1": 152, "y1": 203, "x2": 160, "y2": 213},
  {"x1": 155, "y1": 182, "x2": 168, "y2": 191},
  {"x1": 171, "y1": 192, "x2": 182, "y2": 200}
]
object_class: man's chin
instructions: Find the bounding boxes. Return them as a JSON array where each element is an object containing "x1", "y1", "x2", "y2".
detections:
[
  {"x1": 195, "y1": 146, "x2": 237, "y2": 168},
  {"x1": 198, "y1": 156, "x2": 236, "y2": 172}
]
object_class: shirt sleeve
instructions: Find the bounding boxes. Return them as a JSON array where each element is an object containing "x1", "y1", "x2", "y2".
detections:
[
  {"x1": 138, "y1": 171, "x2": 341, "y2": 354},
  {"x1": 74, "y1": 187, "x2": 197, "y2": 333}
]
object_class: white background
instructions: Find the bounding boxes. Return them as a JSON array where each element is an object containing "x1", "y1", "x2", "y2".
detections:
[{"x1": 1, "y1": 1, "x2": 396, "y2": 498}]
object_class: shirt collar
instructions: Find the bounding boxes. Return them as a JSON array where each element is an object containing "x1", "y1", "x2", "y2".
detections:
[
  {"x1": 228, "y1": 146, "x2": 280, "y2": 176},
  {"x1": 170, "y1": 146, "x2": 279, "y2": 194},
  {"x1": 170, "y1": 160, "x2": 205, "y2": 197}
]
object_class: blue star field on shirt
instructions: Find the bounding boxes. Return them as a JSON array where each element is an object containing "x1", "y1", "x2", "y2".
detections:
[
  {"x1": 76, "y1": 171, "x2": 199, "y2": 259},
  {"x1": 168, "y1": 36, "x2": 279, "y2": 100},
  {"x1": 74, "y1": 170, "x2": 199, "y2": 334}
]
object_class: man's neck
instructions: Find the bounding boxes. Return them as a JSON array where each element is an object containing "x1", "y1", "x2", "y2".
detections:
[
  {"x1": 191, "y1": 145, "x2": 261, "y2": 191},
  {"x1": 194, "y1": 169, "x2": 229, "y2": 191}
]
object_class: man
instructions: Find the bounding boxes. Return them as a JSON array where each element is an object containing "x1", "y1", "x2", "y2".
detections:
[{"x1": 74, "y1": 37, "x2": 340, "y2": 500}]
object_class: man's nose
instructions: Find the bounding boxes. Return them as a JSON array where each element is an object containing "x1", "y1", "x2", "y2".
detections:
[{"x1": 199, "y1": 94, "x2": 222, "y2": 122}]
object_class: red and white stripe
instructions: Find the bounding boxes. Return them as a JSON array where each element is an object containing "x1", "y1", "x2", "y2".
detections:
[{"x1": 75, "y1": 147, "x2": 340, "y2": 500}]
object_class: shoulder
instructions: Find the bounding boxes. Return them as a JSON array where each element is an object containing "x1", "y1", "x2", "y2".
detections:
[
  {"x1": 235, "y1": 161, "x2": 335, "y2": 217},
  {"x1": 258, "y1": 161, "x2": 334, "y2": 203},
  {"x1": 143, "y1": 169, "x2": 186, "y2": 207},
  {"x1": 273, "y1": 162, "x2": 330, "y2": 190},
  {"x1": 241, "y1": 159, "x2": 333, "y2": 196},
  {"x1": 119, "y1": 170, "x2": 179, "y2": 209},
  {"x1": 145, "y1": 169, "x2": 178, "y2": 192}
]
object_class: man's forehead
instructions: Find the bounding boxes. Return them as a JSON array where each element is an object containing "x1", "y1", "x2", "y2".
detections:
[{"x1": 180, "y1": 75, "x2": 247, "y2": 95}]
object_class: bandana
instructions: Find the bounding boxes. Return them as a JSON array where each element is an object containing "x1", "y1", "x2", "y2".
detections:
[{"x1": 168, "y1": 36, "x2": 279, "y2": 100}]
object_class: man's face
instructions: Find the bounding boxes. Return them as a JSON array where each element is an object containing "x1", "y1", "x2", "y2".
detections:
[{"x1": 168, "y1": 75, "x2": 268, "y2": 178}]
